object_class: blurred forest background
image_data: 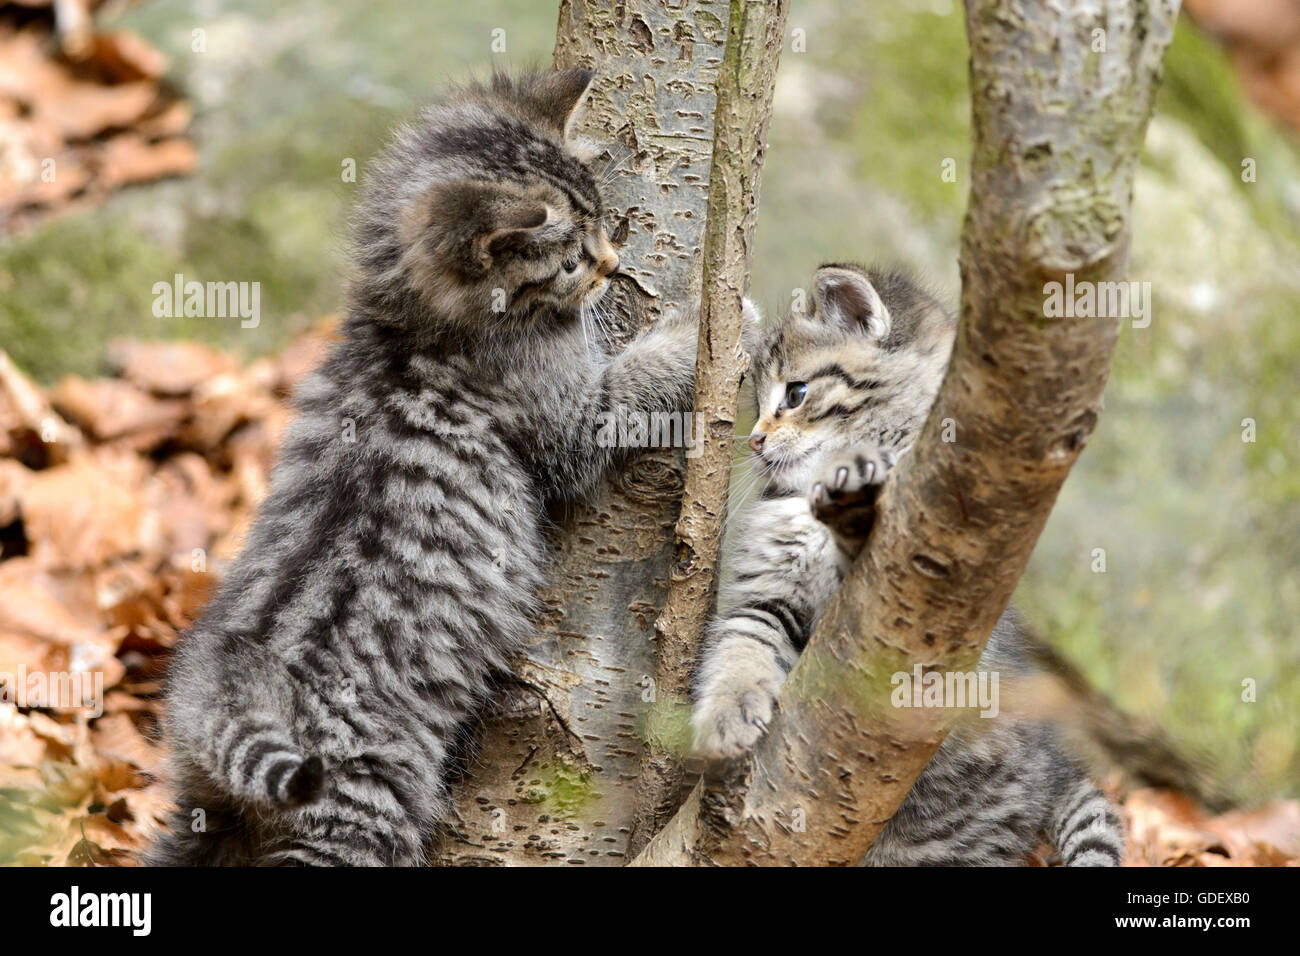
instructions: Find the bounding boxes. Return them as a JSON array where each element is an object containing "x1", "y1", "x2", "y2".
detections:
[{"x1": 1, "y1": 0, "x2": 1297, "y2": 863}]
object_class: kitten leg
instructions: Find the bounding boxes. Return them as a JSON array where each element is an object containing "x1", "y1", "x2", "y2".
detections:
[
  {"x1": 692, "y1": 499, "x2": 836, "y2": 759},
  {"x1": 601, "y1": 296, "x2": 762, "y2": 420},
  {"x1": 550, "y1": 299, "x2": 759, "y2": 499}
]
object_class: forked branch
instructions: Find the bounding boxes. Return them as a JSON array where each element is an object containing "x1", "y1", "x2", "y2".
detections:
[{"x1": 634, "y1": 0, "x2": 1180, "y2": 866}]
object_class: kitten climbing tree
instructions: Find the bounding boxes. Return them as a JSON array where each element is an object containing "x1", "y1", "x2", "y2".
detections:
[
  {"x1": 436, "y1": 0, "x2": 1179, "y2": 865},
  {"x1": 435, "y1": 0, "x2": 770, "y2": 864}
]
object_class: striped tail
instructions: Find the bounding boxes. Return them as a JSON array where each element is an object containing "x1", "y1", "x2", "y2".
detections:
[
  {"x1": 200, "y1": 715, "x2": 326, "y2": 809},
  {"x1": 1051, "y1": 777, "x2": 1125, "y2": 866}
]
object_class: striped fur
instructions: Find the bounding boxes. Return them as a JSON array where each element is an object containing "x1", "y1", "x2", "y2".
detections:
[
  {"x1": 693, "y1": 263, "x2": 1124, "y2": 866},
  {"x1": 148, "y1": 70, "x2": 702, "y2": 866}
]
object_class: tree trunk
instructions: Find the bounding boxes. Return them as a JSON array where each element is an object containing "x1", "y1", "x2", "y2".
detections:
[
  {"x1": 433, "y1": 0, "x2": 729, "y2": 866},
  {"x1": 630, "y1": 0, "x2": 789, "y2": 855},
  {"x1": 634, "y1": 0, "x2": 1180, "y2": 867}
]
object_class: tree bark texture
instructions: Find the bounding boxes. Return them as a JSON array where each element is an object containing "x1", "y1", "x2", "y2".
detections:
[
  {"x1": 630, "y1": 0, "x2": 790, "y2": 855},
  {"x1": 635, "y1": 0, "x2": 1180, "y2": 867},
  {"x1": 433, "y1": 0, "x2": 729, "y2": 866}
]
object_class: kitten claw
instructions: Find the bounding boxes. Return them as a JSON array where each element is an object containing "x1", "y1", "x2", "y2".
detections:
[{"x1": 809, "y1": 444, "x2": 901, "y2": 541}]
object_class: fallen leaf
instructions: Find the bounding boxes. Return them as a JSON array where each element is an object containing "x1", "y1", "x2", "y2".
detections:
[
  {"x1": 108, "y1": 339, "x2": 239, "y2": 398},
  {"x1": 51, "y1": 375, "x2": 187, "y2": 444}
]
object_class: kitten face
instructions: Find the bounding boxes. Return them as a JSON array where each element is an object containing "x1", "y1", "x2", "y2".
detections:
[
  {"x1": 356, "y1": 69, "x2": 620, "y2": 334},
  {"x1": 748, "y1": 264, "x2": 956, "y2": 493}
]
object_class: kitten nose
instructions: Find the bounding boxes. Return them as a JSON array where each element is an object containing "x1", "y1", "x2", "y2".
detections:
[
  {"x1": 748, "y1": 432, "x2": 766, "y2": 454},
  {"x1": 586, "y1": 233, "x2": 619, "y2": 278}
]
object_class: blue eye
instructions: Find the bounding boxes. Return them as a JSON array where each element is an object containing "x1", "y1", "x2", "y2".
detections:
[{"x1": 785, "y1": 382, "x2": 807, "y2": 408}]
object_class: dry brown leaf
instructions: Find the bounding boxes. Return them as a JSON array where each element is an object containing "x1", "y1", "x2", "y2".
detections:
[
  {"x1": 1123, "y1": 788, "x2": 1230, "y2": 866},
  {"x1": 41, "y1": 78, "x2": 157, "y2": 141},
  {"x1": 0, "y1": 457, "x2": 29, "y2": 525},
  {"x1": 87, "y1": 30, "x2": 168, "y2": 83},
  {"x1": 0, "y1": 703, "x2": 48, "y2": 765},
  {"x1": 1124, "y1": 788, "x2": 1300, "y2": 866},
  {"x1": 90, "y1": 712, "x2": 160, "y2": 773},
  {"x1": 151, "y1": 452, "x2": 235, "y2": 549},
  {"x1": 0, "y1": 8, "x2": 193, "y2": 231},
  {"x1": 0, "y1": 559, "x2": 106, "y2": 645},
  {"x1": 1203, "y1": 800, "x2": 1300, "y2": 863},
  {"x1": 96, "y1": 131, "x2": 197, "y2": 190},
  {"x1": 184, "y1": 370, "x2": 277, "y2": 452},
  {"x1": 0, "y1": 348, "x2": 82, "y2": 464},
  {"x1": 18, "y1": 454, "x2": 162, "y2": 569},
  {"x1": 108, "y1": 339, "x2": 239, "y2": 398},
  {"x1": 51, "y1": 374, "x2": 187, "y2": 443}
]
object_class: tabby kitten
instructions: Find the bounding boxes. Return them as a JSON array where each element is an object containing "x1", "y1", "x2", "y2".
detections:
[
  {"x1": 149, "y1": 70, "x2": 703, "y2": 866},
  {"x1": 693, "y1": 264, "x2": 1124, "y2": 866}
]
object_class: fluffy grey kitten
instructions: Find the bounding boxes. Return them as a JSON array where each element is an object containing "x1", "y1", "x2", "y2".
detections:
[
  {"x1": 149, "y1": 70, "x2": 702, "y2": 866},
  {"x1": 692, "y1": 263, "x2": 1124, "y2": 866}
]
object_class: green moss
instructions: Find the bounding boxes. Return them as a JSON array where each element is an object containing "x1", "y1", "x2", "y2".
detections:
[
  {"x1": 521, "y1": 762, "x2": 602, "y2": 820},
  {"x1": 835, "y1": 5, "x2": 971, "y2": 222},
  {"x1": 639, "y1": 694, "x2": 693, "y2": 755}
]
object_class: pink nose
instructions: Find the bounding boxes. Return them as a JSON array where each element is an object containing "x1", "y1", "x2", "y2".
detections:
[{"x1": 748, "y1": 433, "x2": 766, "y2": 454}]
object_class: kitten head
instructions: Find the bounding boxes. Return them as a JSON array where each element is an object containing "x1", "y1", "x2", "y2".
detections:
[
  {"x1": 747, "y1": 264, "x2": 957, "y2": 492},
  {"x1": 352, "y1": 69, "x2": 620, "y2": 336}
]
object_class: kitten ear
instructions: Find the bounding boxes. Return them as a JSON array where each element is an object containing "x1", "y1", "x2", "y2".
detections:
[
  {"x1": 405, "y1": 181, "x2": 551, "y2": 271},
  {"x1": 474, "y1": 198, "x2": 552, "y2": 268},
  {"x1": 525, "y1": 68, "x2": 596, "y2": 138},
  {"x1": 812, "y1": 266, "x2": 891, "y2": 341}
]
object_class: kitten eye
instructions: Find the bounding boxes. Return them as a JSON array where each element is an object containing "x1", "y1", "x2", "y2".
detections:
[
  {"x1": 562, "y1": 254, "x2": 581, "y2": 275},
  {"x1": 783, "y1": 382, "x2": 808, "y2": 409}
]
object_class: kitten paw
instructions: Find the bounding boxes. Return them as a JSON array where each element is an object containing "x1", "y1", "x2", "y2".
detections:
[
  {"x1": 662, "y1": 297, "x2": 760, "y2": 356},
  {"x1": 809, "y1": 446, "x2": 898, "y2": 540},
  {"x1": 692, "y1": 685, "x2": 777, "y2": 759}
]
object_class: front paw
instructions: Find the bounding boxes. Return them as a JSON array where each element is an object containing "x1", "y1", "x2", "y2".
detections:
[
  {"x1": 809, "y1": 446, "x2": 898, "y2": 540},
  {"x1": 665, "y1": 297, "x2": 760, "y2": 357},
  {"x1": 692, "y1": 684, "x2": 777, "y2": 759}
]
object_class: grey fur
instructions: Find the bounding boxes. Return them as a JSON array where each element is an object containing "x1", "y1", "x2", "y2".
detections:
[
  {"x1": 148, "y1": 70, "x2": 701, "y2": 866},
  {"x1": 693, "y1": 263, "x2": 1124, "y2": 866}
]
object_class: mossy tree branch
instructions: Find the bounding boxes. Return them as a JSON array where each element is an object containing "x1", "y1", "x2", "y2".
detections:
[{"x1": 634, "y1": 0, "x2": 1180, "y2": 866}]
